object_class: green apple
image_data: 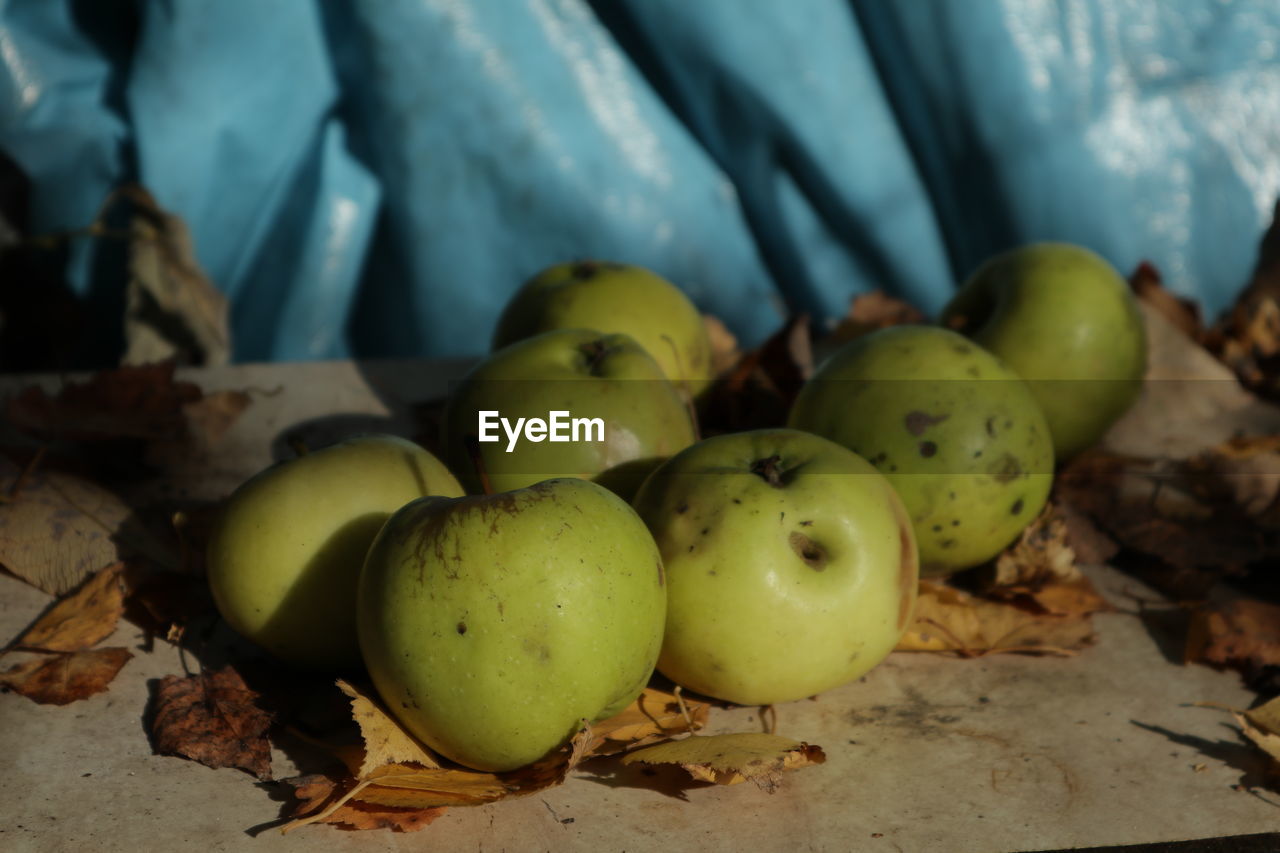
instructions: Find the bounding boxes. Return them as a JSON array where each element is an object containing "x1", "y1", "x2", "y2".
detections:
[
  {"x1": 942, "y1": 242, "x2": 1147, "y2": 459},
  {"x1": 358, "y1": 478, "x2": 667, "y2": 771},
  {"x1": 631, "y1": 429, "x2": 918, "y2": 706},
  {"x1": 206, "y1": 434, "x2": 463, "y2": 670},
  {"x1": 788, "y1": 325, "x2": 1053, "y2": 577},
  {"x1": 444, "y1": 329, "x2": 697, "y2": 498},
  {"x1": 492, "y1": 260, "x2": 714, "y2": 395}
]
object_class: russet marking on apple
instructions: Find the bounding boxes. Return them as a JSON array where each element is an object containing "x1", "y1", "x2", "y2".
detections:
[{"x1": 476, "y1": 410, "x2": 605, "y2": 452}]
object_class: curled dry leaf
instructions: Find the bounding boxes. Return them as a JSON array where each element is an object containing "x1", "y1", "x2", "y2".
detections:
[
  {"x1": 151, "y1": 666, "x2": 274, "y2": 780},
  {"x1": 702, "y1": 314, "x2": 742, "y2": 378},
  {"x1": 1185, "y1": 598, "x2": 1280, "y2": 680},
  {"x1": 8, "y1": 562, "x2": 125, "y2": 652},
  {"x1": 976, "y1": 507, "x2": 1113, "y2": 618},
  {"x1": 1236, "y1": 696, "x2": 1280, "y2": 768},
  {"x1": 699, "y1": 315, "x2": 812, "y2": 434},
  {"x1": 897, "y1": 581, "x2": 1097, "y2": 656},
  {"x1": 0, "y1": 454, "x2": 142, "y2": 594},
  {"x1": 0, "y1": 647, "x2": 132, "y2": 705},
  {"x1": 819, "y1": 290, "x2": 925, "y2": 359},
  {"x1": 280, "y1": 775, "x2": 447, "y2": 833},
  {"x1": 1129, "y1": 261, "x2": 1206, "y2": 341},
  {"x1": 121, "y1": 185, "x2": 231, "y2": 368},
  {"x1": 282, "y1": 681, "x2": 708, "y2": 833},
  {"x1": 620, "y1": 733, "x2": 826, "y2": 793}
]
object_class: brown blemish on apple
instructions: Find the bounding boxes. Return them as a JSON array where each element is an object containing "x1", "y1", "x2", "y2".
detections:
[
  {"x1": 456, "y1": 621, "x2": 467, "y2": 635},
  {"x1": 989, "y1": 454, "x2": 1022, "y2": 483},
  {"x1": 918, "y1": 441, "x2": 938, "y2": 458},
  {"x1": 656, "y1": 559, "x2": 666, "y2": 587},
  {"x1": 1011, "y1": 498, "x2": 1025, "y2": 515},
  {"x1": 788, "y1": 531, "x2": 827, "y2": 571},
  {"x1": 904, "y1": 411, "x2": 949, "y2": 436}
]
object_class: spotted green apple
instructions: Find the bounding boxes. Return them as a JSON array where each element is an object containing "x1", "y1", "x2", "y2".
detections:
[
  {"x1": 788, "y1": 325, "x2": 1053, "y2": 576},
  {"x1": 358, "y1": 478, "x2": 667, "y2": 771},
  {"x1": 632, "y1": 429, "x2": 918, "y2": 705}
]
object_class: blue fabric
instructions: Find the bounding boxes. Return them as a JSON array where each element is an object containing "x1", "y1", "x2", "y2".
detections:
[{"x1": 2, "y1": 0, "x2": 1278, "y2": 363}]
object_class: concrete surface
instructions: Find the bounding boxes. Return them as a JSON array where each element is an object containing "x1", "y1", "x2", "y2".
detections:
[{"x1": 0, "y1": 360, "x2": 1275, "y2": 852}]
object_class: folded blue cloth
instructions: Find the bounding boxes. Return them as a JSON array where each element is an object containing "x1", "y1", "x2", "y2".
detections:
[{"x1": 3, "y1": 0, "x2": 1277, "y2": 363}]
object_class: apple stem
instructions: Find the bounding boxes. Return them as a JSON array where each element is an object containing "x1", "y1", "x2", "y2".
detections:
[
  {"x1": 762, "y1": 704, "x2": 777, "y2": 735},
  {"x1": 672, "y1": 686, "x2": 697, "y2": 735},
  {"x1": 579, "y1": 339, "x2": 614, "y2": 375},
  {"x1": 750, "y1": 454, "x2": 785, "y2": 488},
  {"x1": 287, "y1": 436, "x2": 310, "y2": 458},
  {"x1": 465, "y1": 436, "x2": 494, "y2": 496}
]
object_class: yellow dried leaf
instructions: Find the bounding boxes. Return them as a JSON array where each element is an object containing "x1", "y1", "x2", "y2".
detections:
[
  {"x1": 703, "y1": 314, "x2": 741, "y2": 378},
  {"x1": 588, "y1": 687, "x2": 708, "y2": 755},
  {"x1": 621, "y1": 733, "x2": 825, "y2": 792},
  {"x1": 896, "y1": 581, "x2": 1096, "y2": 656},
  {"x1": 335, "y1": 680, "x2": 440, "y2": 776},
  {"x1": 10, "y1": 562, "x2": 125, "y2": 652}
]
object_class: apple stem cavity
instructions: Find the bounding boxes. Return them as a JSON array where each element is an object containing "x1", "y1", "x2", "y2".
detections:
[
  {"x1": 579, "y1": 338, "x2": 619, "y2": 376},
  {"x1": 788, "y1": 531, "x2": 828, "y2": 571},
  {"x1": 287, "y1": 435, "x2": 310, "y2": 458},
  {"x1": 750, "y1": 454, "x2": 786, "y2": 488}
]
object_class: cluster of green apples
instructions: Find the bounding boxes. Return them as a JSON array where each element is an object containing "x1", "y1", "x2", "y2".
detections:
[{"x1": 205, "y1": 243, "x2": 1146, "y2": 773}]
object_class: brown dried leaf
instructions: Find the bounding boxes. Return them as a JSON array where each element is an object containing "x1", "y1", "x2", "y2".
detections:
[
  {"x1": 588, "y1": 687, "x2": 708, "y2": 756},
  {"x1": 703, "y1": 314, "x2": 741, "y2": 378},
  {"x1": 1102, "y1": 303, "x2": 1280, "y2": 460},
  {"x1": 0, "y1": 455, "x2": 134, "y2": 594},
  {"x1": 9, "y1": 562, "x2": 124, "y2": 652},
  {"x1": 123, "y1": 185, "x2": 231, "y2": 367},
  {"x1": 1053, "y1": 499, "x2": 1120, "y2": 566},
  {"x1": 988, "y1": 505, "x2": 1080, "y2": 588},
  {"x1": 1055, "y1": 450, "x2": 1280, "y2": 583},
  {"x1": 620, "y1": 733, "x2": 826, "y2": 792},
  {"x1": 1185, "y1": 599, "x2": 1280, "y2": 678},
  {"x1": 699, "y1": 315, "x2": 812, "y2": 434},
  {"x1": 151, "y1": 666, "x2": 274, "y2": 780},
  {"x1": 6, "y1": 362, "x2": 201, "y2": 443},
  {"x1": 279, "y1": 775, "x2": 447, "y2": 833},
  {"x1": 0, "y1": 647, "x2": 132, "y2": 705},
  {"x1": 1130, "y1": 261, "x2": 1206, "y2": 340},
  {"x1": 822, "y1": 290, "x2": 925, "y2": 356},
  {"x1": 897, "y1": 580, "x2": 1097, "y2": 656}
]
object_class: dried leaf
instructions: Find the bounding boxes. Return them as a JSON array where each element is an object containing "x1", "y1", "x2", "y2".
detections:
[
  {"x1": 151, "y1": 666, "x2": 274, "y2": 780},
  {"x1": 9, "y1": 562, "x2": 124, "y2": 652},
  {"x1": 1185, "y1": 599, "x2": 1280, "y2": 678},
  {"x1": 702, "y1": 314, "x2": 741, "y2": 378},
  {"x1": 6, "y1": 362, "x2": 201, "y2": 443},
  {"x1": 279, "y1": 775, "x2": 447, "y2": 833},
  {"x1": 1053, "y1": 498, "x2": 1120, "y2": 566},
  {"x1": 821, "y1": 290, "x2": 924, "y2": 357},
  {"x1": 0, "y1": 647, "x2": 132, "y2": 705},
  {"x1": 180, "y1": 390, "x2": 252, "y2": 448},
  {"x1": 897, "y1": 580, "x2": 1097, "y2": 656},
  {"x1": 335, "y1": 680, "x2": 440, "y2": 776},
  {"x1": 122, "y1": 567, "x2": 214, "y2": 642},
  {"x1": 588, "y1": 687, "x2": 708, "y2": 756},
  {"x1": 1055, "y1": 450, "x2": 1280, "y2": 584},
  {"x1": 122, "y1": 185, "x2": 230, "y2": 367},
  {"x1": 620, "y1": 733, "x2": 826, "y2": 792},
  {"x1": 1102, "y1": 302, "x2": 1280, "y2": 459},
  {"x1": 699, "y1": 315, "x2": 812, "y2": 434},
  {"x1": 987, "y1": 505, "x2": 1080, "y2": 588},
  {"x1": 0, "y1": 455, "x2": 135, "y2": 594},
  {"x1": 1130, "y1": 261, "x2": 1205, "y2": 341}
]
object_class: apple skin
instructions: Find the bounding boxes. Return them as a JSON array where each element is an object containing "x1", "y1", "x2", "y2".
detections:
[
  {"x1": 444, "y1": 329, "x2": 697, "y2": 498},
  {"x1": 357, "y1": 478, "x2": 667, "y2": 772},
  {"x1": 631, "y1": 429, "x2": 918, "y2": 706},
  {"x1": 942, "y1": 242, "x2": 1147, "y2": 460},
  {"x1": 787, "y1": 326, "x2": 1053, "y2": 577},
  {"x1": 206, "y1": 435, "x2": 464, "y2": 670},
  {"x1": 492, "y1": 261, "x2": 714, "y2": 395}
]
